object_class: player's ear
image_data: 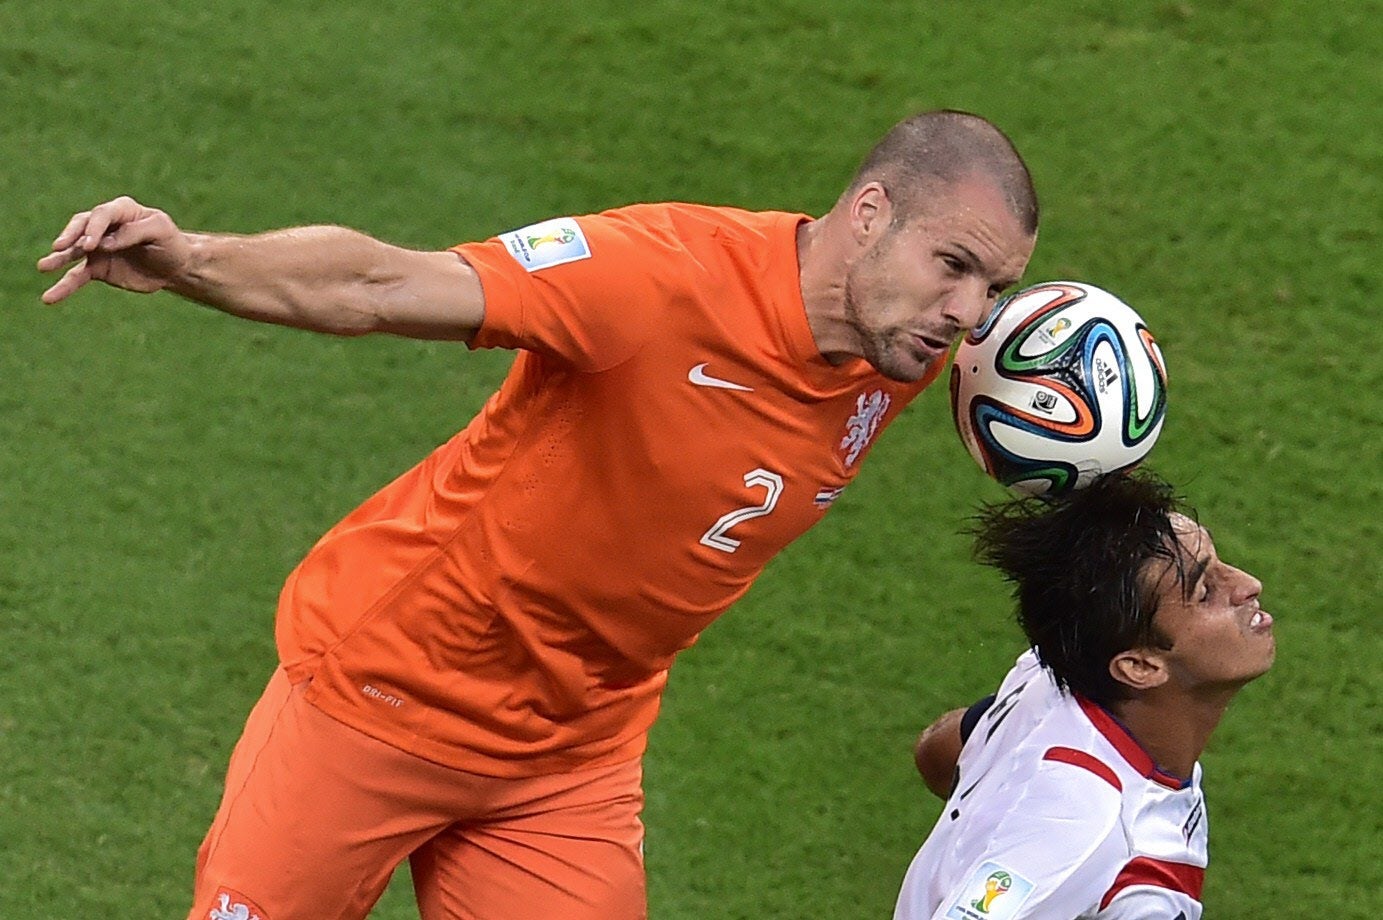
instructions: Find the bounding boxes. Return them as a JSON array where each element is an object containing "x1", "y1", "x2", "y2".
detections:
[
  {"x1": 1109, "y1": 647, "x2": 1169, "y2": 693},
  {"x1": 848, "y1": 181, "x2": 892, "y2": 245}
]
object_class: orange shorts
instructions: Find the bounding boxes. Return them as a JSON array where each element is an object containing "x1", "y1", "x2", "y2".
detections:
[{"x1": 188, "y1": 669, "x2": 646, "y2": 920}]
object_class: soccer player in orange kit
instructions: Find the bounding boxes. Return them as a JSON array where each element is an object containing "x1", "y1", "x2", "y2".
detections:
[{"x1": 38, "y1": 110, "x2": 1038, "y2": 920}]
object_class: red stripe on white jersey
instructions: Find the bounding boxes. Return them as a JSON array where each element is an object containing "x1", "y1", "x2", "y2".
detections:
[
  {"x1": 1099, "y1": 855, "x2": 1205, "y2": 909},
  {"x1": 1042, "y1": 746, "x2": 1122, "y2": 791},
  {"x1": 1074, "y1": 695, "x2": 1188, "y2": 789}
]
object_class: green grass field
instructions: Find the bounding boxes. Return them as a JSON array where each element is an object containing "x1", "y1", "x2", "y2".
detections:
[{"x1": 2, "y1": 1, "x2": 1379, "y2": 917}]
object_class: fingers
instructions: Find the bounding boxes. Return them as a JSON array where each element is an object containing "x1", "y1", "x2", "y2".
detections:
[
  {"x1": 37, "y1": 197, "x2": 168, "y2": 284},
  {"x1": 36, "y1": 243, "x2": 85, "y2": 273},
  {"x1": 43, "y1": 195, "x2": 147, "y2": 261},
  {"x1": 97, "y1": 213, "x2": 165, "y2": 252},
  {"x1": 74, "y1": 196, "x2": 140, "y2": 254},
  {"x1": 38, "y1": 197, "x2": 186, "y2": 304},
  {"x1": 49, "y1": 210, "x2": 93, "y2": 253},
  {"x1": 40, "y1": 259, "x2": 93, "y2": 305}
]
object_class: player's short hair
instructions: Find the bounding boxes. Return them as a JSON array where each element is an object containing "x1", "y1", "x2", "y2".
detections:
[
  {"x1": 848, "y1": 109, "x2": 1039, "y2": 235},
  {"x1": 971, "y1": 473, "x2": 1190, "y2": 706}
]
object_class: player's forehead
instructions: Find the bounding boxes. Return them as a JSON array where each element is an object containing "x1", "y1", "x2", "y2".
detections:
[
  {"x1": 1148, "y1": 513, "x2": 1215, "y2": 598},
  {"x1": 1170, "y1": 513, "x2": 1212, "y2": 555},
  {"x1": 903, "y1": 175, "x2": 1033, "y2": 277}
]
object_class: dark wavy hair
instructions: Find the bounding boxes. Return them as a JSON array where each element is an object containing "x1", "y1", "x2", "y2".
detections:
[{"x1": 971, "y1": 472, "x2": 1190, "y2": 706}]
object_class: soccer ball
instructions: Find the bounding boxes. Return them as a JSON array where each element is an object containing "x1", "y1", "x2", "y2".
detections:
[{"x1": 950, "y1": 280, "x2": 1168, "y2": 496}]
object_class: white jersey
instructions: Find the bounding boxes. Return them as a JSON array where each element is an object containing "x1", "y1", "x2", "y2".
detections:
[{"x1": 894, "y1": 651, "x2": 1208, "y2": 920}]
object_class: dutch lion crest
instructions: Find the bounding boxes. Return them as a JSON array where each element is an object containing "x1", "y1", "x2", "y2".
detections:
[{"x1": 210, "y1": 891, "x2": 263, "y2": 920}]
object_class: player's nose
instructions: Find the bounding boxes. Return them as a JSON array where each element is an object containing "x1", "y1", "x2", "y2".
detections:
[
  {"x1": 1230, "y1": 566, "x2": 1263, "y2": 606},
  {"x1": 942, "y1": 280, "x2": 991, "y2": 331}
]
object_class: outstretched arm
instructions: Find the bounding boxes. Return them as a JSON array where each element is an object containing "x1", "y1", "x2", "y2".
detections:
[{"x1": 37, "y1": 196, "x2": 486, "y2": 342}]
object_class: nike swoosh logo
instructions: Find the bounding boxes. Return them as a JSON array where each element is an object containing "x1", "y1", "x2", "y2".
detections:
[{"x1": 688, "y1": 363, "x2": 754, "y2": 392}]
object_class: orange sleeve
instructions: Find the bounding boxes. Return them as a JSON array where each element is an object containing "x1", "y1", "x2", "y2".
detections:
[{"x1": 452, "y1": 208, "x2": 691, "y2": 373}]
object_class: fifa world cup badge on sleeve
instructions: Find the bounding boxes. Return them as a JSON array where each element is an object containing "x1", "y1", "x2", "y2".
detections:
[
  {"x1": 944, "y1": 861, "x2": 1035, "y2": 920},
  {"x1": 500, "y1": 217, "x2": 592, "y2": 272}
]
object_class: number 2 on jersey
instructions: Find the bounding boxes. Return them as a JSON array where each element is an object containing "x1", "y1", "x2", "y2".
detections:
[{"x1": 700, "y1": 468, "x2": 784, "y2": 553}]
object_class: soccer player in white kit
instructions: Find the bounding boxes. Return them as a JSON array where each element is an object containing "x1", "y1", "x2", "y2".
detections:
[{"x1": 894, "y1": 474, "x2": 1275, "y2": 920}]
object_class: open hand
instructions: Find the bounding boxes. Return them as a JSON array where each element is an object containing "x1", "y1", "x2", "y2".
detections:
[{"x1": 37, "y1": 196, "x2": 192, "y2": 304}]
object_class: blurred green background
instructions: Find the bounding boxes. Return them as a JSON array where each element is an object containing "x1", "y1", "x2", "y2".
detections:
[{"x1": 2, "y1": 1, "x2": 1378, "y2": 917}]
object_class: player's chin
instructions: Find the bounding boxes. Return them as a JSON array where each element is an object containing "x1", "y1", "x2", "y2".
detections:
[
  {"x1": 873, "y1": 344, "x2": 939, "y2": 383},
  {"x1": 1235, "y1": 641, "x2": 1276, "y2": 682}
]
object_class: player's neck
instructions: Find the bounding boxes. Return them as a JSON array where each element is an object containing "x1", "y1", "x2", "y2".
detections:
[
  {"x1": 1112, "y1": 688, "x2": 1236, "y2": 780},
  {"x1": 796, "y1": 212, "x2": 859, "y2": 364}
]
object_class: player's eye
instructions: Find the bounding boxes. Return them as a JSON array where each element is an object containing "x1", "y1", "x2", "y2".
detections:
[{"x1": 942, "y1": 254, "x2": 966, "y2": 274}]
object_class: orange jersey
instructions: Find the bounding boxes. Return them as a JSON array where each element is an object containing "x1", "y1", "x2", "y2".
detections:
[{"x1": 276, "y1": 203, "x2": 943, "y2": 776}]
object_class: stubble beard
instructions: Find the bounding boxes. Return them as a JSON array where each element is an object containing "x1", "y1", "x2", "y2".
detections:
[{"x1": 843, "y1": 271, "x2": 932, "y2": 384}]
